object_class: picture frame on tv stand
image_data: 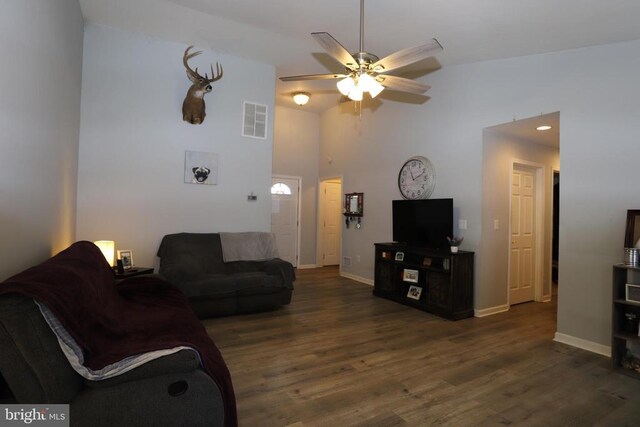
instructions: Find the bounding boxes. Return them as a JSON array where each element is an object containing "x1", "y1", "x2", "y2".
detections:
[
  {"x1": 407, "y1": 285, "x2": 422, "y2": 300},
  {"x1": 403, "y1": 269, "x2": 419, "y2": 283}
]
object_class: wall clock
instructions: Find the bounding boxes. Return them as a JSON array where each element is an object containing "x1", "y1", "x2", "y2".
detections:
[{"x1": 398, "y1": 156, "x2": 436, "y2": 200}]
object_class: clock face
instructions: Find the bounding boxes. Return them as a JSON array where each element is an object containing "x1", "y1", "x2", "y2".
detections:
[{"x1": 398, "y1": 156, "x2": 436, "y2": 200}]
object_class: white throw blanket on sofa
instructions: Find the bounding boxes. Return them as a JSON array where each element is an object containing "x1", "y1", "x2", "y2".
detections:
[{"x1": 219, "y1": 232, "x2": 280, "y2": 263}]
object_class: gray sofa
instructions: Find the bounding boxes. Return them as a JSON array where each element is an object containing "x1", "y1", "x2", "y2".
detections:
[{"x1": 157, "y1": 233, "x2": 295, "y2": 318}]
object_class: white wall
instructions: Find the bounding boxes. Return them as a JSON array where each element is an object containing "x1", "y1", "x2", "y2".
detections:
[
  {"x1": 76, "y1": 24, "x2": 275, "y2": 267},
  {"x1": 273, "y1": 106, "x2": 320, "y2": 267},
  {"x1": 0, "y1": 0, "x2": 84, "y2": 280},
  {"x1": 479, "y1": 132, "x2": 559, "y2": 310},
  {"x1": 320, "y1": 39, "x2": 640, "y2": 349}
]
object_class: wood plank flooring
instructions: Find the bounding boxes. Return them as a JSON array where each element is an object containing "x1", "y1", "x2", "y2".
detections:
[{"x1": 202, "y1": 267, "x2": 640, "y2": 426}]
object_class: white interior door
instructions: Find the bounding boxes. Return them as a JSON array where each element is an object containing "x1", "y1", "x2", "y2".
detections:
[
  {"x1": 322, "y1": 181, "x2": 341, "y2": 266},
  {"x1": 509, "y1": 166, "x2": 536, "y2": 305},
  {"x1": 271, "y1": 177, "x2": 299, "y2": 267}
]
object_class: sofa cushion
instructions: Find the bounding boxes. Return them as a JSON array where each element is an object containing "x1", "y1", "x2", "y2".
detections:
[
  {"x1": 185, "y1": 272, "x2": 282, "y2": 298},
  {"x1": 157, "y1": 233, "x2": 227, "y2": 280}
]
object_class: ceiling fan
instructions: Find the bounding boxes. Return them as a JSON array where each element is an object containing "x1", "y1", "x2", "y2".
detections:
[{"x1": 279, "y1": 0, "x2": 443, "y2": 102}]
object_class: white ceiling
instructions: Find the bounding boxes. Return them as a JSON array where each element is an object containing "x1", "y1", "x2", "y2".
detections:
[
  {"x1": 79, "y1": 0, "x2": 640, "y2": 112},
  {"x1": 485, "y1": 112, "x2": 560, "y2": 149}
]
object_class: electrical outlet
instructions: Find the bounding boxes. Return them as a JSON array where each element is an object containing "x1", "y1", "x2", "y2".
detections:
[
  {"x1": 494, "y1": 220, "x2": 500, "y2": 230},
  {"x1": 459, "y1": 219, "x2": 468, "y2": 230}
]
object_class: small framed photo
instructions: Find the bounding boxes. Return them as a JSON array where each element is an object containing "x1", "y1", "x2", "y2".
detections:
[
  {"x1": 395, "y1": 252, "x2": 405, "y2": 261},
  {"x1": 117, "y1": 250, "x2": 134, "y2": 270},
  {"x1": 403, "y1": 269, "x2": 419, "y2": 283},
  {"x1": 185, "y1": 150, "x2": 218, "y2": 185},
  {"x1": 407, "y1": 285, "x2": 422, "y2": 300}
]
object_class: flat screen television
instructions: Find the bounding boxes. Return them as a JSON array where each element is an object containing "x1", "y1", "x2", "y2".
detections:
[{"x1": 392, "y1": 198, "x2": 453, "y2": 249}]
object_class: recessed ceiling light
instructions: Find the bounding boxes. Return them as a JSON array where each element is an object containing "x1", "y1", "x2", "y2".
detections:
[{"x1": 536, "y1": 125, "x2": 552, "y2": 131}]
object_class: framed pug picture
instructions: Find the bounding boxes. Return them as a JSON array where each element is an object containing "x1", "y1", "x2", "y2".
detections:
[{"x1": 185, "y1": 150, "x2": 218, "y2": 185}]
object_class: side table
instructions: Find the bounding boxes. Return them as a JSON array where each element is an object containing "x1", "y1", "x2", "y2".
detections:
[{"x1": 114, "y1": 267, "x2": 154, "y2": 280}]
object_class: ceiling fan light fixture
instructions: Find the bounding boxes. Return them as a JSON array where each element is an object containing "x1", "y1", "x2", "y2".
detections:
[
  {"x1": 337, "y1": 76, "x2": 355, "y2": 96},
  {"x1": 367, "y1": 78, "x2": 385, "y2": 98},
  {"x1": 348, "y1": 85, "x2": 363, "y2": 101},
  {"x1": 293, "y1": 92, "x2": 310, "y2": 106},
  {"x1": 357, "y1": 73, "x2": 375, "y2": 92},
  {"x1": 279, "y1": 1, "x2": 444, "y2": 104}
]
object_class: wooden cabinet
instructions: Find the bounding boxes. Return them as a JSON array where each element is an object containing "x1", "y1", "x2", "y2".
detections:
[
  {"x1": 373, "y1": 243, "x2": 474, "y2": 320},
  {"x1": 612, "y1": 264, "x2": 640, "y2": 379}
]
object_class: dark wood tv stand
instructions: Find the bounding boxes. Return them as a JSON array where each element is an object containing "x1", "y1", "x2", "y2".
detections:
[{"x1": 373, "y1": 242, "x2": 474, "y2": 320}]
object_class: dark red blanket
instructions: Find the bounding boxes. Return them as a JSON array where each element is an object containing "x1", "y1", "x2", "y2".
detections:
[{"x1": 0, "y1": 241, "x2": 236, "y2": 426}]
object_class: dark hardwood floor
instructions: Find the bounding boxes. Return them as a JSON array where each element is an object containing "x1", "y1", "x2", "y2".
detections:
[{"x1": 203, "y1": 267, "x2": 640, "y2": 426}]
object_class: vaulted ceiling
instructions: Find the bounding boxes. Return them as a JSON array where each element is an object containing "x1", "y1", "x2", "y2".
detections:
[{"x1": 79, "y1": 0, "x2": 640, "y2": 112}]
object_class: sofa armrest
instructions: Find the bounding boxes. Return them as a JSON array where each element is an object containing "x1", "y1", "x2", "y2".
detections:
[
  {"x1": 73, "y1": 370, "x2": 224, "y2": 427},
  {"x1": 260, "y1": 259, "x2": 296, "y2": 289},
  {"x1": 84, "y1": 350, "x2": 200, "y2": 389}
]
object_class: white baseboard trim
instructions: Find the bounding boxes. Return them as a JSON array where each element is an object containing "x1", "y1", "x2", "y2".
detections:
[
  {"x1": 340, "y1": 271, "x2": 374, "y2": 286},
  {"x1": 553, "y1": 332, "x2": 611, "y2": 357},
  {"x1": 297, "y1": 264, "x2": 317, "y2": 270},
  {"x1": 474, "y1": 304, "x2": 510, "y2": 318}
]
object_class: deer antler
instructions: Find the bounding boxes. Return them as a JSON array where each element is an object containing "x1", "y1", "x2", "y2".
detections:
[
  {"x1": 205, "y1": 63, "x2": 223, "y2": 83},
  {"x1": 183, "y1": 45, "x2": 223, "y2": 82}
]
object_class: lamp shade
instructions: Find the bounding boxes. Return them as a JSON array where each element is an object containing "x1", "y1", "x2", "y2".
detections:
[
  {"x1": 357, "y1": 73, "x2": 376, "y2": 92},
  {"x1": 293, "y1": 92, "x2": 310, "y2": 106},
  {"x1": 366, "y1": 77, "x2": 385, "y2": 98},
  {"x1": 347, "y1": 85, "x2": 363, "y2": 101},
  {"x1": 337, "y1": 76, "x2": 355, "y2": 96},
  {"x1": 94, "y1": 240, "x2": 115, "y2": 267}
]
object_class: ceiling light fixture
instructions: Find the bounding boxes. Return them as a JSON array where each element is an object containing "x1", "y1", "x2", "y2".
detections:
[
  {"x1": 536, "y1": 125, "x2": 552, "y2": 131},
  {"x1": 279, "y1": 0, "x2": 443, "y2": 103},
  {"x1": 337, "y1": 73, "x2": 384, "y2": 101},
  {"x1": 293, "y1": 92, "x2": 310, "y2": 106}
]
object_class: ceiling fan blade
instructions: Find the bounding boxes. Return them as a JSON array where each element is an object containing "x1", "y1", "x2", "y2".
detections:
[
  {"x1": 311, "y1": 32, "x2": 359, "y2": 70},
  {"x1": 279, "y1": 73, "x2": 348, "y2": 82},
  {"x1": 376, "y1": 75, "x2": 431, "y2": 95},
  {"x1": 371, "y1": 39, "x2": 443, "y2": 73}
]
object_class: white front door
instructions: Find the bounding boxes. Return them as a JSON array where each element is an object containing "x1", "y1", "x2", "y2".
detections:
[
  {"x1": 271, "y1": 177, "x2": 299, "y2": 267},
  {"x1": 322, "y1": 181, "x2": 341, "y2": 266},
  {"x1": 509, "y1": 166, "x2": 536, "y2": 304}
]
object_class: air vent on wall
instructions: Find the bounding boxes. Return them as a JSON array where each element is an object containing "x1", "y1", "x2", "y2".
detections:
[{"x1": 242, "y1": 101, "x2": 268, "y2": 139}]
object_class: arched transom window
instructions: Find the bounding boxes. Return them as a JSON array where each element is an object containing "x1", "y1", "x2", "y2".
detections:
[{"x1": 270, "y1": 182, "x2": 292, "y2": 195}]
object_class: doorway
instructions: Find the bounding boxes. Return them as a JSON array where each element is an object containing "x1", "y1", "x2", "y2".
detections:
[
  {"x1": 317, "y1": 178, "x2": 342, "y2": 266},
  {"x1": 271, "y1": 175, "x2": 301, "y2": 267},
  {"x1": 481, "y1": 112, "x2": 560, "y2": 316},
  {"x1": 509, "y1": 163, "x2": 541, "y2": 305},
  {"x1": 552, "y1": 171, "x2": 560, "y2": 286}
]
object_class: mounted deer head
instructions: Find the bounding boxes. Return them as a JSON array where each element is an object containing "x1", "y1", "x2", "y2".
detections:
[{"x1": 182, "y1": 46, "x2": 223, "y2": 125}]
